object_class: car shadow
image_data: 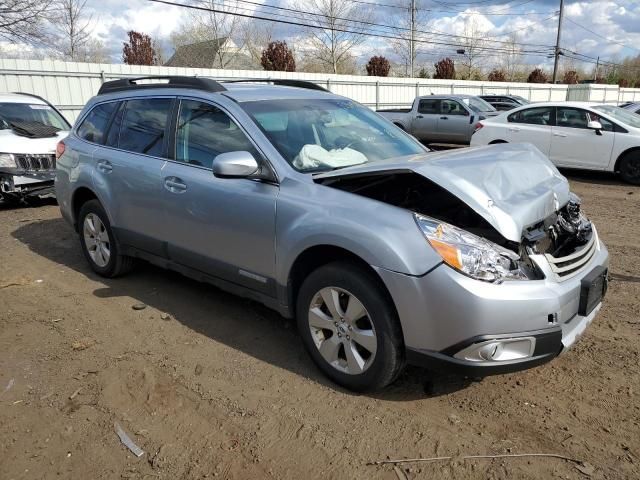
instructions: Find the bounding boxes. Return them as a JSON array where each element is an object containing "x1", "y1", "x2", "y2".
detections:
[
  {"x1": 12, "y1": 216, "x2": 476, "y2": 400},
  {"x1": 559, "y1": 168, "x2": 632, "y2": 187}
]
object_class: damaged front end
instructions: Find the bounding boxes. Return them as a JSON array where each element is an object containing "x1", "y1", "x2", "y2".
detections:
[
  {"x1": 316, "y1": 167, "x2": 596, "y2": 284},
  {"x1": 523, "y1": 193, "x2": 598, "y2": 282},
  {"x1": 0, "y1": 153, "x2": 57, "y2": 203}
]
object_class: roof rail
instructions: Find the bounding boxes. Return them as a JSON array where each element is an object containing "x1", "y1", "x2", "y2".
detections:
[
  {"x1": 11, "y1": 91, "x2": 72, "y2": 129},
  {"x1": 97, "y1": 76, "x2": 227, "y2": 95},
  {"x1": 222, "y1": 79, "x2": 329, "y2": 92}
]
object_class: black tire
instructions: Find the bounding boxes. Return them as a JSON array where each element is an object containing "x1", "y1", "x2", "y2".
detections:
[
  {"x1": 489, "y1": 140, "x2": 508, "y2": 144},
  {"x1": 78, "y1": 199, "x2": 134, "y2": 277},
  {"x1": 296, "y1": 262, "x2": 405, "y2": 392},
  {"x1": 619, "y1": 152, "x2": 640, "y2": 185}
]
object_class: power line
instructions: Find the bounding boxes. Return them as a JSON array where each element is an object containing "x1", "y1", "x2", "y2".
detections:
[
  {"x1": 153, "y1": 0, "x2": 554, "y2": 56},
  {"x1": 231, "y1": 0, "x2": 556, "y2": 50},
  {"x1": 564, "y1": 17, "x2": 640, "y2": 54},
  {"x1": 343, "y1": 0, "x2": 555, "y2": 16}
]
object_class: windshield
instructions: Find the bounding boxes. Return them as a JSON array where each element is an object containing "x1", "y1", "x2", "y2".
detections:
[
  {"x1": 241, "y1": 98, "x2": 427, "y2": 172},
  {"x1": 0, "y1": 102, "x2": 69, "y2": 130},
  {"x1": 462, "y1": 96, "x2": 496, "y2": 113},
  {"x1": 593, "y1": 105, "x2": 640, "y2": 129}
]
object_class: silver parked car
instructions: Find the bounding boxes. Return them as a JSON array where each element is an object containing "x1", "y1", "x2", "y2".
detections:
[
  {"x1": 55, "y1": 77, "x2": 609, "y2": 391},
  {"x1": 377, "y1": 94, "x2": 499, "y2": 145}
]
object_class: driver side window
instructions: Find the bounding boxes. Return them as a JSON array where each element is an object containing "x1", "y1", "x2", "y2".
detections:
[{"x1": 175, "y1": 100, "x2": 259, "y2": 169}]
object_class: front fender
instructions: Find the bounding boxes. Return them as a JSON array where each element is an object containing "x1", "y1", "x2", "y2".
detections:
[{"x1": 274, "y1": 177, "x2": 442, "y2": 286}]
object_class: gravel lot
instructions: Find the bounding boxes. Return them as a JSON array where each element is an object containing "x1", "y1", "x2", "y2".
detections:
[{"x1": 1, "y1": 170, "x2": 638, "y2": 480}]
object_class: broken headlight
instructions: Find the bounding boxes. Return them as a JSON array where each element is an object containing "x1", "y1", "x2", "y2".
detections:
[
  {"x1": 414, "y1": 214, "x2": 528, "y2": 282},
  {"x1": 0, "y1": 153, "x2": 16, "y2": 168}
]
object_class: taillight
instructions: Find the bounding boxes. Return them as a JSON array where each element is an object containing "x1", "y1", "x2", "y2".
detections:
[
  {"x1": 473, "y1": 122, "x2": 484, "y2": 133},
  {"x1": 56, "y1": 140, "x2": 65, "y2": 159}
]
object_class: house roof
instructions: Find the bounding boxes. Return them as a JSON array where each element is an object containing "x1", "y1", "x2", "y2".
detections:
[{"x1": 164, "y1": 38, "x2": 257, "y2": 69}]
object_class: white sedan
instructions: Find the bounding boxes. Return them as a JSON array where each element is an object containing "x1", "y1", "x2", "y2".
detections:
[{"x1": 470, "y1": 101, "x2": 640, "y2": 184}]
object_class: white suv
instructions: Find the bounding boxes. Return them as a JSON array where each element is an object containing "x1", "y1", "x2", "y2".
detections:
[
  {"x1": 0, "y1": 93, "x2": 70, "y2": 204},
  {"x1": 470, "y1": 102, "x2": 640, "y2": 184}
]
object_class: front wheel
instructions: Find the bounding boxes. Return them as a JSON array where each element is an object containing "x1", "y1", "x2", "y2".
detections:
[
  {"x1": 619, "y1": 152, "x2": 640, "y2": 185},
  {"x1": 296, "y1": 262, "x2": 404, "y2": 391}
]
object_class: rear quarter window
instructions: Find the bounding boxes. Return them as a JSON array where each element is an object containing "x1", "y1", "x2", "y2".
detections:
[{"x1": 76, "y1": 102, "x2": 118, "y2": 144}]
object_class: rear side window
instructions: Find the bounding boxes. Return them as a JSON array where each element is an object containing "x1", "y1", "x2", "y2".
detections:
[
  {"x1": 418, "y1": 99, "x2": 439, "y2": 114},
  {"x1": 175, "y1": 100, "x2": 259, "y2": 169},
  {"x1": 508, "y1": 107, "x2": 554, "y2": 126},
  {"x1": 77, "y1": 102, "x2": 118, "y2": 144},
  {"x1": 118, "y1": 98, "x2": 173, "y2": 157}
]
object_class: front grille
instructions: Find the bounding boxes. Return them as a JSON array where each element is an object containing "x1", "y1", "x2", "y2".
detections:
[
  {"x1": 15, "y1": 154, "x2": 56, "y2": 171},
  {"x1": 544, "y1": 231, "x2": 598, "y2": 281}
]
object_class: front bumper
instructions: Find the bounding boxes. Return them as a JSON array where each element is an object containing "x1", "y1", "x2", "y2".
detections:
[
  {"x1": 406, "y1": 302, "x2": 602, "y2": 376},
  {"x1": 374, "y1": 237, "x2": 609, "y2": 376},
  {"x1": 0, "y1": 172, "x2": 56, "y2": 197}
]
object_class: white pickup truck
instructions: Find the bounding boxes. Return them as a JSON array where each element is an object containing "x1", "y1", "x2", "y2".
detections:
[{"x1": 378, "y1": 94, "x2": 499, "y2": 145}]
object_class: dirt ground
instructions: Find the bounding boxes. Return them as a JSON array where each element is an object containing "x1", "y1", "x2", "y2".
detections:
[{"x1": 0, "y1": 170, "x2": 638, "y2": 480}]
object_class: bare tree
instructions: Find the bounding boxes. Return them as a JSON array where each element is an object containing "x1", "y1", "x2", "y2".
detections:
[
  {"x1": 0, "y1": 0, "x2": 53, "y2": 44},
  {"x1": 295, "y1": 0, "x2": 371, "y2": 74},
  {"x1": 241, "y1": 20, "x2": 275, "y2": 67},
  {"x1": 500, "y1": 33, "x2": 522, "y2": 82},
  {"x1": 389, "y1": 0, "x2": 430, "y2": 77},
  {"x1": 171, "y1": 0, "x2": 245, "y2": 69},
  {"x1": 49, "y1": 0, "x2": 93, "y2": 61},
  {"x1": 458, "y1": 17, "x2": 487, "y2": 80}
]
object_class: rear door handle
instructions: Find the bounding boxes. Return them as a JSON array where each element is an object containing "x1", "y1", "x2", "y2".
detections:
[
  {"x1": 553, "y1": 132, "x2": 568, "y2": 138},
  {"x1": 440, "y1": 116, "x2": 448, "y2": 120},
  {"x1": 508, "y1": 127, "x2": 521, "y2": 132},
  {"x1": 97, "y1": 160, "x2": 112, "y2": 173},
  {"x1": 164, "y1": 176, "x2": 187, "y2": 193},
  {"x1": 416, "y1": 115, "x2": 424, "y2": 119}
]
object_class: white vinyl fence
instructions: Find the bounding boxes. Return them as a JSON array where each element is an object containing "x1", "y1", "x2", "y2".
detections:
[{"x1": 1, "y1": 58, "x2": 639, "y2": 124}]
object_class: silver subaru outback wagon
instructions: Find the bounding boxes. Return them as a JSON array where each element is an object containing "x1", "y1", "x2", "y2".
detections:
[{"x1": 55, "y1": 76, "x2": 609, "y2": 391}]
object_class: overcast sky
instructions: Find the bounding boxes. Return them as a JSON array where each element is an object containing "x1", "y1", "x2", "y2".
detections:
[{"x1": 80, "y1": 0, "x2": 640, "y2": 70}]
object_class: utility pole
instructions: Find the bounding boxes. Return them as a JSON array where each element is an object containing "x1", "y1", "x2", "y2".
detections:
[
  {"x1": 594, "y1": 56, "x2": 600, "y2": 82},
  {"x1": 552, "y1": 0, "x2": 565, "y2": 84},
  {"x1": 410, "y1": 0, "x2": 416, "y2": 77}
]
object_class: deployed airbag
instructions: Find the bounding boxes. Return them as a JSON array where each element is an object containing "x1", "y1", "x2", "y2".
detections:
[{"x1": 293, "y1": 144, "x2": 367, "y2": 170}]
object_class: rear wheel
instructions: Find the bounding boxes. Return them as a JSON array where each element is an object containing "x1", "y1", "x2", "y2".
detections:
[
  {"x1": 78, "y1": 200, "x2": 134, "y2": 277},
  {"x1": 296, "y1": 262, "x2": 404, "y2": 391},
  {"x1": 619, "y1": 152, "x2": 640, "y2": 185}
]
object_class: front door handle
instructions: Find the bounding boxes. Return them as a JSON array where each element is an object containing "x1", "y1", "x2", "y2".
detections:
[
  {"x1": 553, "y1": 132, "x2": 568, "y2": 138},
  {"x1": 440, "y1": 116, "x2": 448, "y2": 120},
  {"x1": 164, "y1": 176, "x2": 187, "y2": 193},
  {"x1": 508, "y1": 127, "x2": 521, "y2": 132},
  {"x1": 97, "y1": 160, "x2": 113, "y2": 173},
  {"x1": 416, "y1": 115, "x2": 424, "y2": 119}
]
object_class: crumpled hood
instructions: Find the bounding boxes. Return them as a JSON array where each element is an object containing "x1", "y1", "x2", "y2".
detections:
[
  {"x1": 0, "y1": 129, "x2": 68, "y2": 154},
  {"x1": 315, "y1": 143, "x2": 570, "y2": 242}
]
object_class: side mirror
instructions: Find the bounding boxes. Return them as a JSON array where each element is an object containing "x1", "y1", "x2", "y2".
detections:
[
  {"x1": 587, "y1": 121, "x2": 603, "y2": 135},
  {"x1": 212, "y1": 151, "x2": 259, "y2": 178}
]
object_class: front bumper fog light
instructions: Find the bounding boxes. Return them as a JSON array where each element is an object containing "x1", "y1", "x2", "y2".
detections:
[{"x1": 454, "y1": 337, "x2": 536, "y2": 362}]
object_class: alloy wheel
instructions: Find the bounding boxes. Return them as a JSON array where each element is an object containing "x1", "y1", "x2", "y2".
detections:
[
  {"x1": 308, "y1": 287, "x2": 377, "y2": 375},
  {"x1": 83, "y1": 213, "x2": 110, "y2": 267}
]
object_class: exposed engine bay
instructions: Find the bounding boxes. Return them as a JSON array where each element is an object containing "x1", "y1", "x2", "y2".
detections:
[
  {"x1": 317, "y1": 171, "x2": 594, "y2": 276},
  {"x1": 523, "y1": 193, "x2": 593, "y2": 258}
]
